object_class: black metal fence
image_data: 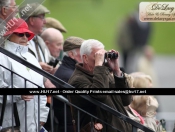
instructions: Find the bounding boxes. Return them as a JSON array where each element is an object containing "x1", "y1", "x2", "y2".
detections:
[{"x1": 0, "y1": 47, "x2": 154, "y2": 132}]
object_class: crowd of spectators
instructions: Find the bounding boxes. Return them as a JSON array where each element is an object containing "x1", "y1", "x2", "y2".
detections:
[{"x1": 0, "y1": 0, "x2": 167, "y2": 132}]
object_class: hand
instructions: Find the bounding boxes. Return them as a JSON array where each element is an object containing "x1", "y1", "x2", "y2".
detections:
[
  {"x1": 44, "y1": 79, "x2": 56, "y2": 88},
  {"x1": 107, "y1": 50, "x2": 122, "y2": 76},
  {"x1": 94, "y1": 123, "x2": 103, "y2": 130},
  {"x1": 50, "y1": 67, "x2": 58, "y2": 75},
  {"x1": 21, "y1": 95, "x2": 34, "y2": 101},
  {"x1": 40, "y1": 122, "x2": 45, "y2": 126},
  {"x1": 39, "y1": 62, "x2": 54, "y2": 74},
  {"x1": 95, "y1": 49, "x2": 106, "y2": 66}
]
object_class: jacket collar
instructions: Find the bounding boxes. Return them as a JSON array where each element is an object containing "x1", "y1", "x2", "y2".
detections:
[
  {"x1": 5, "y1": 40, "x2": 29, "y2": 55},
  {"x1": 75, "y1": 63, "x2": 94, "y2": 77},
  {"x1": 62, "y1": 56, "x2": 77, "y2": 70}
]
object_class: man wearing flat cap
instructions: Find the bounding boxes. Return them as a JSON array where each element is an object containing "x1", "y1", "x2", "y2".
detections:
[
  {"x1": 19, "y1": 3, "x2": 55, "y2": 87},
  {"x1": 45, "y1": 17, "x2": 67, "y2": 33},
  {"x1": 53, "y1": 36, "x2": 84, "y2": 86},
  {"x1": 52, "y1": 36, "x2": 84, "y2": 132}
]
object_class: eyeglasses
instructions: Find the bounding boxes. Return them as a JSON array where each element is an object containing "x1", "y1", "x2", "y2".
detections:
[
  {"x1": 5, "y1": 5, "x2": 19, "y2": 9},
  {"x1": 14, "y1": 33, "x2": 31, "y2": 38},
  {"x1": 32, "y1": 15, "x2": 45, "y2": 21}
]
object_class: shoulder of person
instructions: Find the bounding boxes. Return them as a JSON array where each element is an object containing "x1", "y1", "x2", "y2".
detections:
[{"x1": 37, "y1": 35, "x2": 45, "y2": 43}]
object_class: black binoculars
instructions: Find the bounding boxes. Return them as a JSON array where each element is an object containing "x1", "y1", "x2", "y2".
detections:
[
  {"x1": 105, "y1": 52, "x2": 118, "y2": 59},
  {"x1": 47, "y1": 59, "x2": 59, "y2": 68}
]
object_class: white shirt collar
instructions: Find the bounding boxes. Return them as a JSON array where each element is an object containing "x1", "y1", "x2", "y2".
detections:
[{"x1": 5, "y1": 40, "x2": 29, "y2": 55}]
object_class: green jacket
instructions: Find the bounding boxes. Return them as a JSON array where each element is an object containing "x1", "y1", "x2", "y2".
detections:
[{"x1": 68, "y1": 64, "x2": 132, "y2": 132}]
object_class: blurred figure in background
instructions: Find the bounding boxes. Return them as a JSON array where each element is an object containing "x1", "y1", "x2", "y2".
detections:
[
  {"x1": 45, "y1": 17, "x2": 67, "y2": 33},
  {"x1": 173, "y1": 122, "x2": 175, "y2": 132},
  {"x1": 137, "y1": 45, "x2": 159, "y2": 87},
  {"x1": 130, "y1": 72, "x2": 162, "y2": 132},
  {"x1": 160, "y1": 119, "x2": 166, "y2": 132},
  {"x1": 117, "y1": 8, "x2": 152, "y2": 73}
]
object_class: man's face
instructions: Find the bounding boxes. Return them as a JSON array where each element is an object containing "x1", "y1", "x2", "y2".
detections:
[
  {"x1": 4, "y1": 0, "x2": 18, "y2": 21},
  {"x1": 73, "y1": 48, "x2": 82, "y2": 63},
  {"x1": 84, "y1": 48, "x2": 103, "y2": 72},
  {"x1": 48, "y1": 37, "x2": 63, "y2": 58},
  {"x1": 31, "y1": 14, "x2": 46, "y2": 34}
]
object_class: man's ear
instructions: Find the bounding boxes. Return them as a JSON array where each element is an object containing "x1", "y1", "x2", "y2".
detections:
[
  {"x1": 83, "y1": 54, "x2": 88, "y2": 64},
  {"x1": 68, "y1": 51, "x2": 74, "y2": 59},
  {"x1": 1, "y1": 7, "x2": 7, "y2": 16},
  {"x1": 28, "y1": 17, "x2": 34, "y2": 26},
  {"x1": 45, "y1": 40, "x2": 50, "y2": 46}
]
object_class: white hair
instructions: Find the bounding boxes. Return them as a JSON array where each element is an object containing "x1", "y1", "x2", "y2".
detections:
[{"x1": 80, "y1": 39, "x2": 104, "y2": 58}]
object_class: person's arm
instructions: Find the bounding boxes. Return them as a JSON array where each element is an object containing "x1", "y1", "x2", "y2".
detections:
[
  {"x1": 106, "y1": 50, "x2": 133, "y2": 106},
  {"x1": 39, "y1": 62, "x2": 54, "y2": 74},
  {"x1": 0, "y1": 66, "x2": 23, "y2": 103}
]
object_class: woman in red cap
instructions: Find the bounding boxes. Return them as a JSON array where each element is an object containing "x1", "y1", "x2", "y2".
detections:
[{"x1": 0, "y1": 18, "x2": 49, "y2": 132}]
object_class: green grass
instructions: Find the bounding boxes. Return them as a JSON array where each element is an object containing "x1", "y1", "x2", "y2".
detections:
[{"x1": 16, "y1": 0, "x2": 175, "y2": 54}]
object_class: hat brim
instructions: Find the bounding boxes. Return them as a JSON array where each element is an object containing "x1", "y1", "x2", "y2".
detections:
[{"x1": 4, "y1": 28, "x2": 35, "y2": 41}]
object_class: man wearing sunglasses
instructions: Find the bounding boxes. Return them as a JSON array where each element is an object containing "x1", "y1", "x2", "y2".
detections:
[
  {"x1": 19, "y1": 3, "x2": 56, "y2": 88},
  {"x1": 0, "y1": 0, "x2": 18, "y2": 47}
]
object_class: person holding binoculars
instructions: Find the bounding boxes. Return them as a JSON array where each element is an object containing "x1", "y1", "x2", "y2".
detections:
[{"x1": 68, "y1": 39, "x2": 133, "y2": 132}]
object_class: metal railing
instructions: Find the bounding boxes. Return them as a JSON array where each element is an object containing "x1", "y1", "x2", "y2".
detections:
[
  {"x1": 0, "y1": 47, "x2": 154, "y2": 132},
  {"x1": 53, "y1": 95, "x2": 154, "y2": 132}
]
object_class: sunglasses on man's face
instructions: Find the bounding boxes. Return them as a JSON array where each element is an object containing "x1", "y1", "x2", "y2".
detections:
[{"x1": 14, "y1": 33, "x2": 31, "y2": 38}]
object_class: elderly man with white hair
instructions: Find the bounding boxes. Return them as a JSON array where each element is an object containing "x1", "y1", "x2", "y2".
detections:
[
  {"x1": 68, "y1": 39, "x2": 133, "y2": 132},
  {"x1": 41, "y1": 28, "x2": 64, "y2": 131},
  {"x1": 41, "y1": 28, "x2": 64, "y2": 74},
  {"x1": 41, "y1": 28, "x2": 63, "y2": 59}
]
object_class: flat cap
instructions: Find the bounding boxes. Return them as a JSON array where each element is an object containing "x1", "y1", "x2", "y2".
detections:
[
  {"x1": 63, "y1": 36, "x2": 85, "y2": 52},
  {"x1": 45, "y1": 17, "x2": 67, "y2": 33},
  {"x1": 19, "y1": 3, "x2": 50, "y2": 19}
]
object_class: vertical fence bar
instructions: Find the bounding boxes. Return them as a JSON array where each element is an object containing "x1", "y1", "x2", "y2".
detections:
[
  {"x1": 24, "y1": 79, "x2": 27, "y2": 132},
  {"x1": 64, "y1": 103, "x2": 67, "y2": 132},
  {"x1": 132, "y1": 126, "x2": 138, "y2": 132},
  {"x1": 91, "y1": 117, "x2": 93, "y2": 132},
  {"x1": 50, "y1": 96, "x2": 54, "y2": 132},
  {"x1": 38, "y1": 94, "x2": 40, "y2": 132},
  {"x1": 11, "y1": 72, "x2": 14, "y2": 132},
  {"x1": 77, "y1": 110, "x2": 80, "y2": 132}
]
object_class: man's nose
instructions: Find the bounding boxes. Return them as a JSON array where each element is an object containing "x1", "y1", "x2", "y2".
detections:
[
  {"x1": 43, "y1": 18, "x2": 47, "y2": 24},
  {"x1": 60, "y1": 45, "x2": 63, "y2": 50}
]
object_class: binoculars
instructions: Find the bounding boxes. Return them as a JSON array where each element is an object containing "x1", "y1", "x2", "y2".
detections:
[{"x1": 105, "y1": 52, "x2": 118, "y2": 59}]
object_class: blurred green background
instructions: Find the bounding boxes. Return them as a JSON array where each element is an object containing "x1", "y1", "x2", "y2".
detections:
[{"x1": 16, "y1": 0, "x2": 175, "y2": 55}]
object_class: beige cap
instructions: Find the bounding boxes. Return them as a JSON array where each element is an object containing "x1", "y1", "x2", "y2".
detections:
[
  {"x1": 19, "y1": 3, "x2": 50, "y2": 19},
  {"x1": 63, "y1": 36, "x2": 84, "y2": 52},
  {"x1": 45, "y1": 17, "x2": 67, "y2": 33}
]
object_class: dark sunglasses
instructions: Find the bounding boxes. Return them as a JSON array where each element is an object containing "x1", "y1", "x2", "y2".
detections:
[{"x1": 14, "y1": 33, "x2": 31, "y2": 38}]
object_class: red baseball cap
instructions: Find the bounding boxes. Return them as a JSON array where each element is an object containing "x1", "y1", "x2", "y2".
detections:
[{"x1": 4, "y1": 18, "x2": 35, "y2": 41}]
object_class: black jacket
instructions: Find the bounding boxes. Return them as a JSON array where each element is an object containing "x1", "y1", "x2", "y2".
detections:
[
  {"x1": 52, "y1": 56, "x2": 77, "y2": 132},
  {"x1": 52, "y1": 56, "x2": 76, "y2": 88}
]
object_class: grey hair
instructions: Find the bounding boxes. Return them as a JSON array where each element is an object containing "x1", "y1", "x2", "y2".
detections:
[
  {"x1": 64, "y1": 49, "x2": 77, "y2": 57},
  {"x1": 80, "y1": 39, "x2": 104, "y2": 58},
  {"x1": 0, "y1": 0, "x2": 11, "y2": 11}
]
